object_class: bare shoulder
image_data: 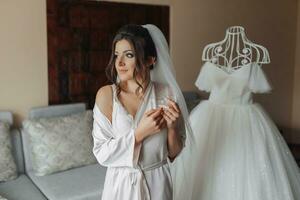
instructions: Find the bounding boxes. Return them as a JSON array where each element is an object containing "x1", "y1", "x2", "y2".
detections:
[
  {"x1": 95, "y1": 84, "x2": 113, "y2": 121},
  {"x1": 96, "y1": 85, "x2": 113, "y2": 103}
]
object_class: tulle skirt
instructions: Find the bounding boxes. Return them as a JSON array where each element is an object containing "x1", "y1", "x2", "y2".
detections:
[{"x1": 185, "y1": 100, "x2": 300, "y2": 200}]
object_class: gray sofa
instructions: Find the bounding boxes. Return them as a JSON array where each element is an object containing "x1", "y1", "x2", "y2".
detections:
[
  {"x1": 0, "y1": 111, "x2": 47, "y2": 200},
  {"x1": 0, "y1": 91, "x2": 201, "y2": 200},
  {"x1": 21, "y1": 103, "x2": 107, "y2": 200}
]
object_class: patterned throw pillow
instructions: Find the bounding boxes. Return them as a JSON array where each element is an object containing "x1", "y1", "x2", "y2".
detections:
[
  {"x1": 23, "y1": 110, "x2": 97, "y2": 176},
  {"x1": 0, "y1": 194, "x2": 8, "y2": 200},
  {"x1": 0, "y1": 122, "x2": 17, "y2": 182}
]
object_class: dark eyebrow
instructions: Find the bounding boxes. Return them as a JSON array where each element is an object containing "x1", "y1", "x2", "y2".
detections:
[
  {"x1": 124, "y1": 50, "x2": 134, "y2": 53},
  {"x1": 114, "y1": 50, "x2": 134, "y2": 54}
]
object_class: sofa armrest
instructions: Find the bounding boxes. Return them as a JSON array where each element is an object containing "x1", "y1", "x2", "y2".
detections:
[
  {"x1": 182, "y1": 91, "x2": 201, "y2": 112},
  {"x1": 0, "y1": 111, "x2": 13, "y2": 125}
]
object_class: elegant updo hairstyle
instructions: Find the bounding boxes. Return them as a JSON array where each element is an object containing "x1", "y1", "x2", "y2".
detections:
[{"x1": 105, "y1": 24, "x2": 157, "y2": 97}]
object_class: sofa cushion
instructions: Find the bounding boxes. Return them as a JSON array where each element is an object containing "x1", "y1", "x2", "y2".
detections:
[
  {"x1": 0, "y1": 122, "x2": 17, "y2": 182},
  {"x1": 0, "y1": 174, "x2": 47, "y2": 200},
  {"x1": 28, "y1": 164, "x2": 106, "y2": 200},
  {"x1": 23, "y1": 110, "x2": 97, "y2": 176},
  {"x1": 0, "y1": 194, "x2": 7, "y2": 200}
]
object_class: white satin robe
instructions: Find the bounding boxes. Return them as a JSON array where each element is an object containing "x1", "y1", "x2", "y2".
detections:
[{"x1": 92, "y1": 81, "x2": 185, "y2": 200}]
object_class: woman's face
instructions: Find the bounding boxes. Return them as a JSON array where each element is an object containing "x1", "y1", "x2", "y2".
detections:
[{"x1": 114, "y1": 39, "x2": 137, "y2": 82}]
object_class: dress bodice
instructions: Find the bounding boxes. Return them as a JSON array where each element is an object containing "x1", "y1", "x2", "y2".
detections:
[{"x1": 195, "y1": 62, "x2": 271, "y2": 105}]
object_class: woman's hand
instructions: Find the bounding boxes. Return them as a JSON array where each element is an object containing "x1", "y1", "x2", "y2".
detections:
[
  {"x1": 162, "y1": 98, "x2": 181, "y2": 130},
  {"x1": 163, "y1": 98, "x2": 183, "y2": 160},
  {"x1": 135, "y1": 108, "x2": 166, "y2": 144}
]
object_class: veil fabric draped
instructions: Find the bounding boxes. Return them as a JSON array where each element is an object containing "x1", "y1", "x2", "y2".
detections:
[{"x1": 142, "y1": 24, "x2": 196, "y2": 200}]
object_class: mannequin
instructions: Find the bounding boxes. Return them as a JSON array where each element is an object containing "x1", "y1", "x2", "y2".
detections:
[
  {"x1": 178, "y1": 25, "x2": 300, "y2": 200},
  {"x1": 202, "y1": 26, "x2": 270, "y2": 73}
]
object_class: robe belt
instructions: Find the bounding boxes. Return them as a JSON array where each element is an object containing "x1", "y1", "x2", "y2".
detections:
[{"x1": 130, "y1": 159, "x2": 168, "y2": 200}]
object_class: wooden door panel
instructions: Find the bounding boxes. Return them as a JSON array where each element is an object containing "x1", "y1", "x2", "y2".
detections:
[{"x1": 47, "y1": 0, "x2": 169, "y2": 108}]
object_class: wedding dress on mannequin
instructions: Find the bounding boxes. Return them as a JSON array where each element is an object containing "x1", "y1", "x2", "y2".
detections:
[{"x1": 181, "y1": 26, "x2": 300, "y2": 200}]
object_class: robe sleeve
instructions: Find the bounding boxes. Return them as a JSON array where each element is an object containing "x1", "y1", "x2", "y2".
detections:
[{"x1": 92, "y1": 105, "x2": 138, "y2": 168}]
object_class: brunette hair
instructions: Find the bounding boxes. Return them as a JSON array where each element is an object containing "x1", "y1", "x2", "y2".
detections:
[{"x1": 105, "y1": 24, "x2": 157, "y2": 97}]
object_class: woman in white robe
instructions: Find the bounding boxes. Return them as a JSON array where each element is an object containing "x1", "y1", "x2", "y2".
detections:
[{"x1": 92, "y1": 24, "x2": 188, "y2": 200}]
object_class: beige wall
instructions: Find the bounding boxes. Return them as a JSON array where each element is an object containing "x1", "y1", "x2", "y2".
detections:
[
  {"x1": 292, "y1": 0, "x2": 300, "y2": 142},
  {"x1": 0, "y1": 0, "x2": 48, "y2": 127},
  {"x1": 172, "y1": 0, "x2": 298, "y2": 141},
  {"x1": 0, "y1": 0, "x2": 299, "y2": 142}
]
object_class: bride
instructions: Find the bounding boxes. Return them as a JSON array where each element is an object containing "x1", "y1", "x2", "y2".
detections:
[{"x1": 92, "y1": 24, "x2": 193, "y2": 200}]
